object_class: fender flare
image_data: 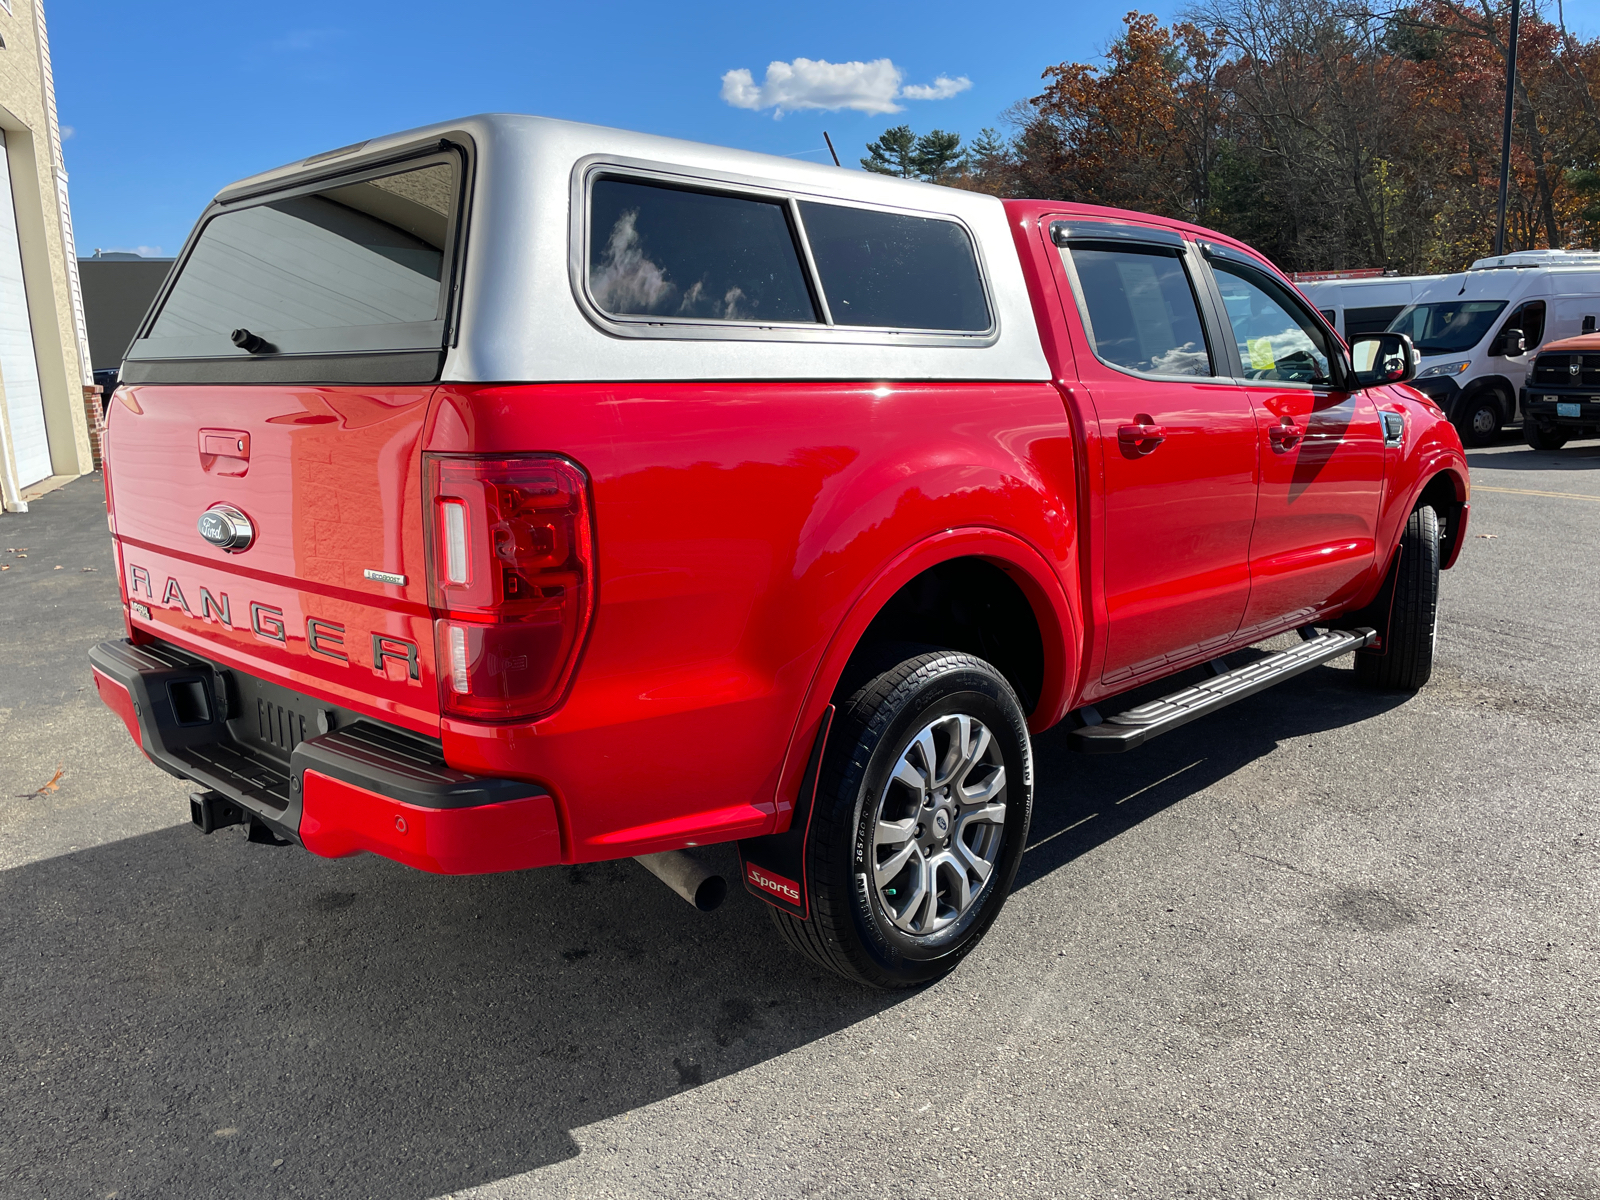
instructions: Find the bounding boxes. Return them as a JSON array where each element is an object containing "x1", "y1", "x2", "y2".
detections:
[{"x1": 766, "y1": 526, "x2": 1078, "y2": 834}]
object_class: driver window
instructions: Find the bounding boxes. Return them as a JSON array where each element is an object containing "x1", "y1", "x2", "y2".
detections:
[
  {"x1": 1506, "y1": 300, "x2": 1545, "y2": 349},
  {"x1": 1212, "y1": 261, "x2": 1333, "y2": 385}
]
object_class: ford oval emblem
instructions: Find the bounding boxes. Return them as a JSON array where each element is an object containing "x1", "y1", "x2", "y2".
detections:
[{"x1": 198, "y1": 504, "x2": 254, "y2": 552}]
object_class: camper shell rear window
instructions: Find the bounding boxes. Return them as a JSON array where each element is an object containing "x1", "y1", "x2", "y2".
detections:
[{"x1": 123, "y1": 148, "x2": 464, "y2": 384}]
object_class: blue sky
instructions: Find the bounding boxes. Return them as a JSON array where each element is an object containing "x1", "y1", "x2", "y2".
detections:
[{"x1": 50, "y1": 0, "x2": 1600, "y2": 258}]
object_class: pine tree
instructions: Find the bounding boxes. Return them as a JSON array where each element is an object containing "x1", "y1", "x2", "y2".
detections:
[
  {"x1": 913, "y1": 130, "x2": 966, "y2": 181},
  {"x1": 861, "y1": 126, "x2": 918, "y2": 177}
]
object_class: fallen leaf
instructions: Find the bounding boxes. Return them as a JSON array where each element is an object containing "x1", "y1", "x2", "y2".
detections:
[
  {"x1": 53, "y1": 565, "x2": 62, "y2": 570},
  {"x1": 1476, "y1": 534, "x2": 1499, "y2": 539},
  {"x1": 81, "y1": 566, "x2": 96, "y2": 572},
  {"x1": 0, "y1": 564, "x2": 8, "y2": 571},
  {"x1": 16, "y1": 765, "x2": 64, "y2": 799}
]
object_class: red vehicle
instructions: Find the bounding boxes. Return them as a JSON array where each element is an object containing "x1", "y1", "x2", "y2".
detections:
[{"x1": 90, "y1": 116, "x2": 1469, "y2": 988}]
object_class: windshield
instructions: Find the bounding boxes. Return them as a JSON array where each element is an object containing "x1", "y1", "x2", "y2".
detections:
[{"x1": 1386, "y1": 300, "x2": 1507, "y2": 355}]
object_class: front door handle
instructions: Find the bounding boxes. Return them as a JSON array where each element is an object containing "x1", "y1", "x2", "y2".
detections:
[
  {"x1": 1117, "y1": 421, "x2": 1167, "y2": 455},
  {"x1": 1268, "y1": 416, "x2": 1303, "y2": 450}
]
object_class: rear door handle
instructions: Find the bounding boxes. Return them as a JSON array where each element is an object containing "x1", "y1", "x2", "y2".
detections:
[{"x1": 1117, "y1": 422, "x2": 1166, "y2": 454}]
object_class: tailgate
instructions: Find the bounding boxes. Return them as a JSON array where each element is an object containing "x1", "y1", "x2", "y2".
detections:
[{"x1": 108, "y1": 383, "x2": 439, "y2": 734}]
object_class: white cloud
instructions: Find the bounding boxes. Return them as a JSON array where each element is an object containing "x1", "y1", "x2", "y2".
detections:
[
  {"x1": 900, "y1": 75, "x2": 972, "y2": 101},
  {"x1": 60, "y1": 125, "x2": 74, "y2": 139},
  {"x1": 720, "y1": 58, "x2": 971, "y2": 118}
]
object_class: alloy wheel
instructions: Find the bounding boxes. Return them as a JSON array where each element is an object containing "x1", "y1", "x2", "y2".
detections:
[{"x1": 869, "y1": 713, "x2": 1007, "y2": 936}]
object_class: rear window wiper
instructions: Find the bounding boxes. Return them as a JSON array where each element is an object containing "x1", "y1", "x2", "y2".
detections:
[{"x1": 231, "y1": 328, "x2": 277, "y2": 354}]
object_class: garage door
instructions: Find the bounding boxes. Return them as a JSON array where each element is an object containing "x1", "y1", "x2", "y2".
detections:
[{"x1": 0, "y1": 130, "x2": 50, "y2": 488}]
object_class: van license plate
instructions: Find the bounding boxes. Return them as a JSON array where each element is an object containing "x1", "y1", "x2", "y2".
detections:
[{"x1": 1557, "y1": 402, "x2": 1581, "y2": 417}]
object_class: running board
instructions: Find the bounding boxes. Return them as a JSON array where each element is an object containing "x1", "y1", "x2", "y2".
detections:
[{"x1": 1068, "y1": 627, "x2": 1378, "y2": 754}]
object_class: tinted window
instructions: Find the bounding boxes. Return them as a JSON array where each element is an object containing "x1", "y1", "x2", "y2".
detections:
[
  {"x1": 1505, "y1": 300, "x2": 1545, "y2": 348},
  {"x1": 145, "y1": 160, "x2": 456, "y2": 352},
  {"x1": 1345, "y1": 304, "x2": 1404, "y2": 336},
  {"x1": 1386, "y1": 300, "x2": 1507, "y2": 354},
  {"x1": 1067, "y1": 246, "x2": 1212, "y2": 376},
  {"x1": 1213, "y1": 262, "x2": 1332, "y2": 384},
  {"x1": 589, "y1": 179, "x2": 816, "y2": 323},
  {"x1": 798, "y1": 202, "x2": 990, "y2": 331}
]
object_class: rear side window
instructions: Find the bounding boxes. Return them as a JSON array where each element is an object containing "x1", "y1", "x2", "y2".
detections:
[
  {"x1": 798, "y1": 202, "x2": 991, "y2": 331},
  {"x1": 139, "y1": 157, "x2": 458, "y2": 360},
  {"x1": 1345, "y1": 304, "x2": 1404, "y2": 336},
  {"x1": 1066, "y1": 245, "x2": 1213, "y2": 377},
  {"x1": 1506, "y1": 300, "x2": 1546, "y2": 348},
  {"x1": 588, "y1": 179, "x2": 817, "y2": 323}
]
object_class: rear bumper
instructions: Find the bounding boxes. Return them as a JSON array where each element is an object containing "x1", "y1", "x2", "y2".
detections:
[{"x1": 88, "y1": 638, "x2": 562, "y2": 874}]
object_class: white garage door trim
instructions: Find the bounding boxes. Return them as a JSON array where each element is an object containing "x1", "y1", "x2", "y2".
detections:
[{"x1": 0, "y1": 130, "x2": 51, "y2": 488}]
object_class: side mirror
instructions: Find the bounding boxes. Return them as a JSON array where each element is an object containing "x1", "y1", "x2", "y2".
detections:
[
  {"x1": 1584, "y1": 315, "x2": 1597, "y2": 335},
  {"x1": 1349, "y1": 331, "x2": 1417, "y2": 387},
  {"x1": 1490, "y1": 328, "x2": 1526, "y2": 357}
]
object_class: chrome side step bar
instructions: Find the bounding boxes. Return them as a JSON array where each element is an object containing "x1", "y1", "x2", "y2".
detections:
[{"x1": 1068, "y1": 627, "x2": 1378, "y2": 754}]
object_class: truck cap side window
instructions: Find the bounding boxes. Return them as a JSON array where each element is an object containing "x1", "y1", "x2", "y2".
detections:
[
  {"x1": 588, "y1": 178, "x2": 819, "y2": 324},
  {"x1": 1064, "y1": 244, "x2": 1214, "y2": 378},
  {"x1": 1212, "y1": 261, "x2": 1333, "y2": 386},
  {"x1": 796, "y1": 202, "x2": 991, "y2": 332},
  {"x1": 138, "y1": 158, "x2": 458, "y2": 361}
]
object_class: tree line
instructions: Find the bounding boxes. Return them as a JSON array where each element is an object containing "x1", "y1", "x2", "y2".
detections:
[{"x1": 862, "y1": 0, "x2": 1600, "y2": 274}]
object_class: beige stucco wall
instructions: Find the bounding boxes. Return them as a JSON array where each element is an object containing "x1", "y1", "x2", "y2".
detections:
[{"x1": 0, "y1": 0, "x2": 93, "y2": 497}]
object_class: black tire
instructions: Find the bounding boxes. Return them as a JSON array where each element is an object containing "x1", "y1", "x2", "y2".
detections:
[
  {"x1": 769, "y1": 651, "x2": 1032, "y2": 989},
  {"x1": 1453, "y1": 391, "x2": 1503, "y2": 448},
  {"x1": 1355, "y1": 505, "x2": 1440, "y2": 692},
  {"x1": 1523, "y1": 421, "x2": 1569, "y2": 451}
]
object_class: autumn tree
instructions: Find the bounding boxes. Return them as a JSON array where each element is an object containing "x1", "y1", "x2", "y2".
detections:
[{"x1": 978, "y1": 2, "x2": 1600, "y2": 272}]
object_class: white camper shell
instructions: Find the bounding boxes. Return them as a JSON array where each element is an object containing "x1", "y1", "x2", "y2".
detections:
[{"x1": 1375, "y1": 250, "x2": 1600, "y2": 447}]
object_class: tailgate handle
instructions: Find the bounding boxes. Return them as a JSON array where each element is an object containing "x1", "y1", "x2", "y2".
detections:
[{"x1": 201, "y1": 429, "x2": 250, "y2": 459}]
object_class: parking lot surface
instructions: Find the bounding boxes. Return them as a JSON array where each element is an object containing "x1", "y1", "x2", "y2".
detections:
[{"x1": 1, "y1": 439, "x2": 1597, "y2": 1200}]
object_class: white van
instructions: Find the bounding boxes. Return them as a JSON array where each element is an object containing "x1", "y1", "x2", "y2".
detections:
[
  {"x1": 1298, "y1": 274, "x2": 1448, "y2": 341},
  {"x1": 1375, "y1": 250, "x2": 1600, "y2": 447}
]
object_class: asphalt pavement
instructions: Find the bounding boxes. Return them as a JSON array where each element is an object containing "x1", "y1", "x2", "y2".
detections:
[{"x1": 1, "y1": 440, "x2": 1596, "y2": 1200}]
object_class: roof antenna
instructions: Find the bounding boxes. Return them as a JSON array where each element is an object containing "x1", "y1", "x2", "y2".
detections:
[{"x1": 823, "y1": 131, "x2": 841, "y2": 167}]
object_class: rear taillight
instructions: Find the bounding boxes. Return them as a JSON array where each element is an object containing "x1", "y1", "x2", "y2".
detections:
[{"x1": 424, "y1": 454, "x2": 595, "y2": 722}]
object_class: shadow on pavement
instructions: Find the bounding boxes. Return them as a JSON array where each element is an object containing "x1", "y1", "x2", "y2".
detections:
[
  {"x1": 1466, "y1": 441, "x2": 1600, "y2": 472},
  {"x1": 0, "y1": 653, "x2": 1412, "y2": 1199},
  {"x1": 0, "y1": 830, "x2": 890, "y2": 1198},
  {"x1": 1016, "y1": 662, "x2": 1411, "y2": 890}
]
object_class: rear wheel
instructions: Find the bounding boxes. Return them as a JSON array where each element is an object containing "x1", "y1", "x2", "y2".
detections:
[
  {"x1": 1355, "y1": 505, "x2": 1440, "y2": 693},
  {"x1": 1453, "y1": 391, "x2": 1503, "y2": 448},
  {"x1": 769, "y1": 651, "x2": 1032, "y2": 989},
  {"x1": 1523, "y1": 421, "x2": 1569, "y2": 451}
]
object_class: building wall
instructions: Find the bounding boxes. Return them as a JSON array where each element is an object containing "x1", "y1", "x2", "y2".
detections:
[{"x1": 0, "y1": 0, "x2": 93, "y2": 508}]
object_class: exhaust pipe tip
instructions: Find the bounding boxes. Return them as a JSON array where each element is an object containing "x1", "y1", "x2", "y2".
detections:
[{"x1": 634, "y1": 849, "x2": 727, "y2": 912}]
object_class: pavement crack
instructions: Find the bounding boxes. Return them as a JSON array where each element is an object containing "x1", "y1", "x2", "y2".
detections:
[{"x1": 1231, "y1": 845, "x2": 1324, "y2": 881}]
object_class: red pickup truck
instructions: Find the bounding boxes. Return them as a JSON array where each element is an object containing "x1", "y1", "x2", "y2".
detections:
[{"x1": 90, "y1": 115, "x2": 1469, "y2": 989}]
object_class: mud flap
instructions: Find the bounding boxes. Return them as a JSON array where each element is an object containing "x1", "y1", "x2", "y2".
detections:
[
  {"x1": 1332, "y1": 543, "x2": 1403, "y2": 656},
  {"x1": 737, "y1": 705, "x2": 834, "y2": 920}
]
